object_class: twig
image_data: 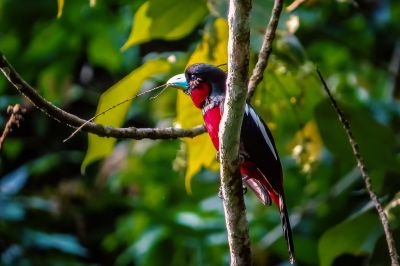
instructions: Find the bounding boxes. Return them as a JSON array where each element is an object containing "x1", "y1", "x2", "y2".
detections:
[
  {"x1": 63, "y1": 84, "x2": 167, "y2": 142},
  {"x1": 219, "y1": 0, "x2": 252, "y2": 265},
  {"x1": 0, "y1": 52, "x2": 205, "y2": 140},
  {"x1": 247, "y1": 0, "x2": 283, "y2": 101},
  {"x1": 0, "y1": 104, "x2": 26, "y2": 150},
  {"x1": 286, "y1": 0, "x2": 307, "y2": 12},
  {"x1": 317, "y1": 69, "x2": 399, "y2": 266}
]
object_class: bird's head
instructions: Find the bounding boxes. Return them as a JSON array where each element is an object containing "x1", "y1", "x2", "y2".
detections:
[{"x1": 167, "y1": 63, "x2": 226, "y2": 108}]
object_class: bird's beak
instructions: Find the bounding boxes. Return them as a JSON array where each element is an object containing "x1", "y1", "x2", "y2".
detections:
[{"x1": 166, "y1": 73, "x2": 189, "y2": 91}]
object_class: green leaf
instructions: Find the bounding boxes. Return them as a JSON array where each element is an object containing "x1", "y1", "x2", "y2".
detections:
[
  {"x1": 315, "y1": 100, "x2": 397, "y2": 174},
  {"x1": 115, "y1": 224, "x2": 169, "y2": 266},
  {"x1": 81, "y1": 59, "x2": 171, "y2": 172},
  {"x1": 38, "y1": 62, "x2": 72, "y2": 104},
  {"x1": 318, "y1": 210, "x2": 382, "y2": 266},
  {"x1": 121, "y1": 0, "x2": 208, "y2": 50},
  {"x1": 88, "y1": 31, "x2": 123, "y2": 73}
]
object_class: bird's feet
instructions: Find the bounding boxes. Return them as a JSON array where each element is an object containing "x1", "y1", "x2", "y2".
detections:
[{"x1": 215, "y1": 151, "x2": 220, "y2": 162}]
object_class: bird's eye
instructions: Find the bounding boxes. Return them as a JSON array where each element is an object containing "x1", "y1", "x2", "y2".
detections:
[{"x1": 190, "y1": 74, "x2": 197, "y2": 81}]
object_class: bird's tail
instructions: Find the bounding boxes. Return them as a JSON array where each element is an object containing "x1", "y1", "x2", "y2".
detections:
[{"x1": 279, "y1": 195, "x2": 295, "y2": 264}]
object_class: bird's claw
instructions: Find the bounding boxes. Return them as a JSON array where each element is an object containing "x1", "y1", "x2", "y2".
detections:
[{"x1": 215, "y1": 151, "x2": 220, "y2": 162}]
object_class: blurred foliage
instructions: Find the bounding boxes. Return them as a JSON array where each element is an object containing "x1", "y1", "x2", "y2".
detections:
[
  {"x1": 0, "y1": 0, "x2": 400, "y2": 265},
  {"x1": 82, "y1": 59, "x2": 172, "y2": 172}
]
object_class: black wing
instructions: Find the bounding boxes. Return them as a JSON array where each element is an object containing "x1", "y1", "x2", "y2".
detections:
[
  {"x1": 241, "y1": 104, "x2": 295, "y2": 263},
  {"x1": 240, "y1": 104, "x2": 283, "y2": 193}
]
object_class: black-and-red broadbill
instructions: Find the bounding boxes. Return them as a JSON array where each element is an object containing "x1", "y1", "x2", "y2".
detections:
[{"x1": 167, "y1": 63, "x2": 295, "y2": 264}]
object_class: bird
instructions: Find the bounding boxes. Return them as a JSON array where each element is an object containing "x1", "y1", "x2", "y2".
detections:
[{"x1": 167, "y1": 63, "x2": 295, "y2": 264}]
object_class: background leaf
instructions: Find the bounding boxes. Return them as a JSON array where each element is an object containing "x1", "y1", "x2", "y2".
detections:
[
  {"x1": 23, "y1": 230, "x2": 88, "y2": 257},
  {"x1": 57, "y1": 0, "x2": 64, "y2": 18},
  {"x1": 121, "y1": 0, "x2": 208, "y2": 50},
  {"x1": 318, "y1": 210, "x2": 382, "y2": 266},
  {"x1": 0, "y1": 166, "x2": 28, "y2": 196},
  {"x1": 315, "y1": 100, "x2": 397, "y2": 174},
  {"x1": 81, "y1": 59, "x2": 171, "y2": 172}
]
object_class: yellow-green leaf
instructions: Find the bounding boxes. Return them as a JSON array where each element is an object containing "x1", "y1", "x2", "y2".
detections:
[
  {"x1": 81, "y1": 59, "x2": 171, "y2": 172},
  {"x1": 121, "y1": 0, "x2": 208, "y2": 51},
  {"x1": 176, "y1": 18, "x2": 228, "y2": 192},
  {"x1": 57, "y1": 0, "x2": 64, "y2": 18}
]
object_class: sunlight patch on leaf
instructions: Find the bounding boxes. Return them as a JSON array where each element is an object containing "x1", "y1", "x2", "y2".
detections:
[
  {"x1": 176, "y1": 18, "x2": 228, "y2": 193},
  {"x1": 288, "y1": 120, "x2": 322, "y2": 173},
  {"x1": 286, "y1": 15, "x2": 300, "y2": 34},
  {"x1": 121, "y1": 0, "x2": 208, "y2": 51},
  {"x1": 81, "y1": 60, "x2": 171, "y2": 172},
  {"x1": 57, "y1": 0, "x2": 64, "y2": 18}
]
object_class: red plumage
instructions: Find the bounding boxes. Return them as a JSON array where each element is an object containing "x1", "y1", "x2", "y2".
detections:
[{"x1": 203, "y1": 106, "x2": 221, "y2": 150}]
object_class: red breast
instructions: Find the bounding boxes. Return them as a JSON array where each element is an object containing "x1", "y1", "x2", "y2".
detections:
[{"x1": 203, "y1": 106, "x2": 222, "y2": 150}]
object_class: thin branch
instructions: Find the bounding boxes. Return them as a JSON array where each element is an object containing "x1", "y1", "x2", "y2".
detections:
[
  {"x1": 0, "y1": 52, "x2": 205, "y2": 140},
  {"x1": 247, "y1": 0, "x2": 284, "y2": 101},
  {"x1": 63, "y1": 84, "x2": 168, "y2": 142},
  {"x1": 219, "y1": 0, "x2": 252, "y2": 265},
  {"x1": 286, "y1": 0, "x2": 307, "y2": 12},
  {"x1": 317, "y1": 69, "x2": 399, "y2": 266},
  {"x1": 0, "y1": 104, "x2": 25, "y2": 150}
]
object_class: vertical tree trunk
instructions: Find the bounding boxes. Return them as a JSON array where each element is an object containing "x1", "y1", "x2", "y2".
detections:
[{"x1": 218, "y1": 0, "x2": 252, "y2": 265}]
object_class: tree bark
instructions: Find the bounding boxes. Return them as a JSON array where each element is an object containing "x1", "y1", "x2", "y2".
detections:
[{"x1": 218, "y1": 0, "x2": 252, "y2": 265}]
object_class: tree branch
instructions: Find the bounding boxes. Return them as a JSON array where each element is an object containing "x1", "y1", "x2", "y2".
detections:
[
  {"x1": 0, "y1": 104, "x2": 25, "y2": 150},
  {"x1": 219, "y1": 0, "x2": 252, "y2": 265},
  {"x1": 0, "y1": 52, "x2": 205, "y2": 140},
  {"x1": 247, "y1": 0, "x2": 283, "y2": 101},
  {"x1": 317, "y1": 69, "x2": 399, "y2": 266}
]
